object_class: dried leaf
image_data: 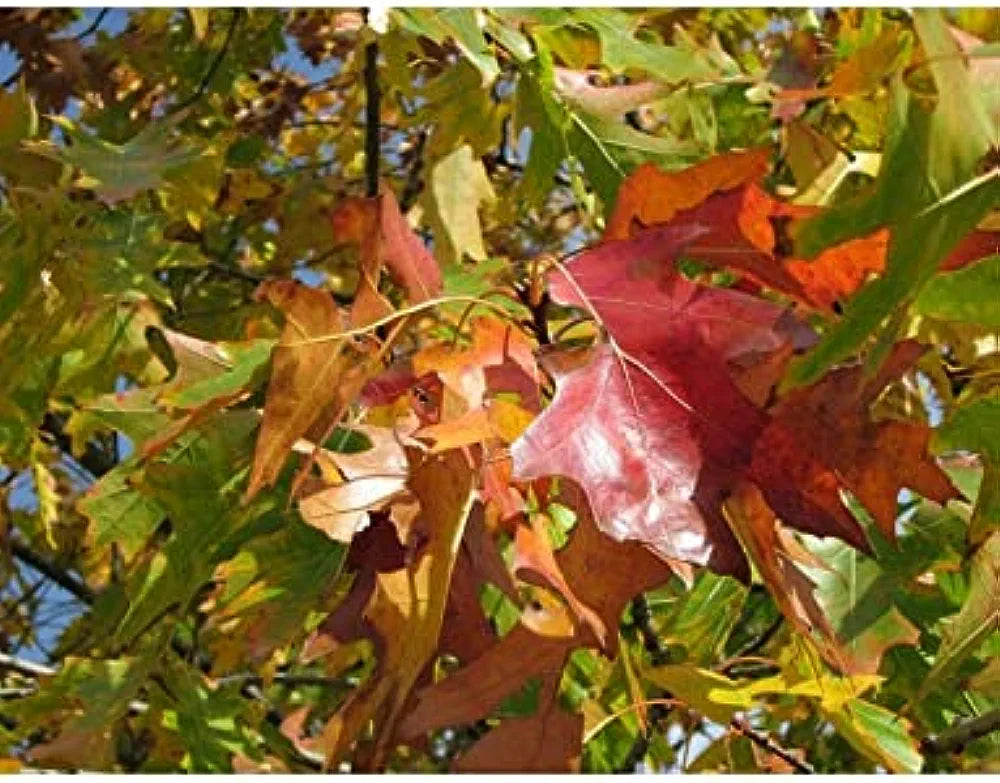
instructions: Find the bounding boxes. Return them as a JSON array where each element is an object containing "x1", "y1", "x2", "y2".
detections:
[{"x1": 246, "y1": 281, "x2": 371, "y2": 499}]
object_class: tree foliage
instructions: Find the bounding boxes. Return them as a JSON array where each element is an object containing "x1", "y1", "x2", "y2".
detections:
[{"x1": 0, "y1": 6, "x2": 998, "y2": 773}]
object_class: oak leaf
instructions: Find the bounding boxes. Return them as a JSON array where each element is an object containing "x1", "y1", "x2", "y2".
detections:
[
  {"x1": 452, "y1": 672, "x2": 583, "y2": 772},
  {"x1": 246, "y1": 280, "x2": 372, "y2": 498},
  {"x1": 512, "y1": 228, "x2": 868, "y2": 579},
  {"x1": 318, "y1": 450, "x2": 475, "y2": 769},
  {"x1": 330, "y1": 186, "x2": 442, "y2": 326}
]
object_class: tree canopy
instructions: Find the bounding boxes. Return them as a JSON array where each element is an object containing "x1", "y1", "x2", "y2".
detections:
[{"x1": 0, "y1": 6, "x2": 998, "y2": 773}]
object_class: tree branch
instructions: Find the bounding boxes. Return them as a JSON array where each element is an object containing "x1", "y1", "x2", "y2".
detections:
[
  {"x1": 9, "y1": 539, "x2": 95, "y2": 605},
  {"x1": 362, "y1": 25, "x2": 381, "y2": 198},
  {"x1": 0, "y1": 652, "x2": 55, "y2": 679},
  {"x1": 922, "y1": 708, "x2": 1000, "y2": 755}
]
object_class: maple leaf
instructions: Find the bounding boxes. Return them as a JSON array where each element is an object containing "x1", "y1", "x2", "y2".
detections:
[
  {"x1": 512, "y1": 227, "x2": 868, "y2": 578},
  {"x1": 330, "y1": 186, "x2": 443, "y2": 326}
]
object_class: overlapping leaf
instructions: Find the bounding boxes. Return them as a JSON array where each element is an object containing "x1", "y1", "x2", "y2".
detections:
[{"x1": 512, "y1": 224, "x2": 874, "y2": 579}]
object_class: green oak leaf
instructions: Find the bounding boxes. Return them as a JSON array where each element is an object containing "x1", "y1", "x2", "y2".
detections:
[{"x1": 30, "y1": 115, "x2": 202, "y2": 205}]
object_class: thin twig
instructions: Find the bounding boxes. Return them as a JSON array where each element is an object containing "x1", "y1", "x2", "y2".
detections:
[
  {"x1": 172, "y1": 8, "x2": 243, "y2": 115},
  {"x1": 72, "y1": 8, "x2": 109, "y2": 40},
  {"x1": 0, "y1": 652, "x2": 56, "y2": 678},
  {"x1": 719, "y1": 616, "x2": 784, "y2": 674},
  {"x1": 922, "y1": 708, "x2": 1000, "y2": 755},
  {"x1": 731, "y1": 715, "x2": 813, "y2": 774},
  {"x1": 9, "y1": 540, "x2": 95, "y2": 605}
]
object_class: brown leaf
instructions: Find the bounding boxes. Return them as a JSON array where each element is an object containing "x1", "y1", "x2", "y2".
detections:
[
  {"x1": 246, "y1": 280, "x2": 372, "y2": 499},
  {"x1": 396, "y1": 624, "x2": 573, "y2": 740},
  {"x1": 551, "y1": 482, "x2": 676, "y2": 655},
  {"x1": 452, "y1": 672, "x2": 583, "y2": 772},
  {"x1": 318, "y1": 450, "x2": 475, "y2": 769},
  {"x1": 768, "y1": 340, "x2": 959, "y2": 543}
]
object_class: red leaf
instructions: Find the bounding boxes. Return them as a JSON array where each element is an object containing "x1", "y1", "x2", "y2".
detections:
[
  {"x1": 513, "y1": 228, "x2": 869, "y2": 578},
  {"x1": 606, "y1": 156, "x2": 999, "y2": 311},
  {"x1": 330, "y1": 187, "x2": 442, "y2": 326}
]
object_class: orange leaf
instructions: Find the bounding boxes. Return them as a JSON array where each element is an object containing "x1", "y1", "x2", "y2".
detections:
[{"x1": 604, "y1": 148, "x2": 772, "y2": 241}]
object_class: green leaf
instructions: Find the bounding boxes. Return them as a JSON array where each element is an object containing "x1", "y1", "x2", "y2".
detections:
[
  {"x1": 423, "y1": 144, "x2": 496, "y2": 266},
  {"x1": 513, "y1": 57, "x2": 567, "y2": 206},
  {"x1": 786, "y1": 9, "x2": 997, "y2": 387},
  {"x1": 31, "y1": 115, "x2": 202, "y2": 204},
  {"x1": 160, "y1": 337, "x2": 274, "y2": 410},
  {"x1": 916, "y1": 255, "x2": 1000, "y2": 328},
  {"x1": 415, "y1": 59, "x2": 504, "y2": 159},
  {"x1": 68, "y1": 387, "x2": 173, "y2": 451},
  {"x1": 0, "y1": 80, "x2": 37, "y2": 149},
  {"x1": 205, "y1": 518, "x2": 348, "y2": 667},
  {"x1": 78, "y1": 458, "x2": 167, "y2": 560},
  {"x1": 12, "y1": 656, "x2": 152, "y2": 768},
  {"x1": 827, "y1": 698, "x2": 923, "y2": 773},
  {"x1": 115, "y1": 411, "x2": 261, "y2": 644},
  {"x1": 787, "y1": 167, "x2": 999, "y2": 388},
  {"x1": 916, "y1": 532, "x2": 1000, "y2": 703},
  {"x1": 935, "y1": 393, "x2": 1000, "y2": 542},
  {"x1": 645, "y1": 663, "x2": 744, "y2": 724},
  {"x1": 540, "y1": 9, "x2": 730, "y2": 83},
  {"x1": 653, "y1": 571, "x2": 747, "y2": 665},
  {"x1": 393, "y1": 8, "x2": 500, "y2": 85},
  {"x1": 516, "y1": 45, "x2": 699, "y2": 214},
  {"x1": 159, "y1": 664, "x2": 258, "y2": 772}
]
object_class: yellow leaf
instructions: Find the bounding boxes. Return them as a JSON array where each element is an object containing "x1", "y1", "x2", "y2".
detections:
[{"x1": 188, "y1": 8, "x2": 209, "y2": 41}]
